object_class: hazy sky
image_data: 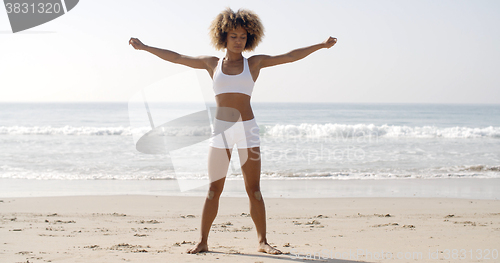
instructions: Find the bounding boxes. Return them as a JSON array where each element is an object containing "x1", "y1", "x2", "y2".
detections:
[{"x1": 1, "y1": 0, "x2": 499, "y2": 103}]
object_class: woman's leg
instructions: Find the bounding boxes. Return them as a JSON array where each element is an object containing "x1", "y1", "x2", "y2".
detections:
[
  {"x1": 187, "y1": 147, "x2": 231, "y2": 254},
  {"x1": 239, "y1": 146, "x2": 282, "y2": 254}
]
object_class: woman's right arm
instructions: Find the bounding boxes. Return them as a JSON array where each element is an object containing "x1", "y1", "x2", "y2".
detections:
[{"x1": 129, "y1": 37, "x2": 217, "y2": 73}]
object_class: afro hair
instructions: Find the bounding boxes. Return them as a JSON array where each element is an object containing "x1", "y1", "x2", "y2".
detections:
[{"x1": 209, "y1": 8, "x2": 264, "y2": 52}]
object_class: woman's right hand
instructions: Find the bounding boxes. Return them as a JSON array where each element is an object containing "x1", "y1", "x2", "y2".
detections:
[{"x1": 129, "y1": 37, "x2": 147, "y2": 50}]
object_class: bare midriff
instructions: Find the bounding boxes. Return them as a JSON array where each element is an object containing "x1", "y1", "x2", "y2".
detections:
[{"x1": 215, "y1": 93, "x2": 254, "y2": 122}]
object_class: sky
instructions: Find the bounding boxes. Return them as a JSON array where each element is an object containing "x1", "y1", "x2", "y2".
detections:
[{"x1": 0, "y1": 0, "x2": 499, "y2": 104}]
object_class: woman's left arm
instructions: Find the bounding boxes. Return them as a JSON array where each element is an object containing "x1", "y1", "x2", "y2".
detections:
[{"x1": 254, "y1": 36, "x2": 337, "y2": 69}]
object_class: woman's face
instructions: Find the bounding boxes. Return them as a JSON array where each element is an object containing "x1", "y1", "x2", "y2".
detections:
[{"x1": 226, "y1": 26, "x2": 247, "y2": 53}]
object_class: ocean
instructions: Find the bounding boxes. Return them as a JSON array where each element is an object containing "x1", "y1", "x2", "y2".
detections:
[{"x1": 1, "y1": 102, "x2": 499, "y2": 198}]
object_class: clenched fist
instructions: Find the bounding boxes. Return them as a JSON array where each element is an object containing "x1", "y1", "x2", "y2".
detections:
[
  {"x1": 322, "y1": 36, "x2": 337, "y2": 49},
  {"x1": 129, "y1": 37, "x2": 147, "y2": 51}
]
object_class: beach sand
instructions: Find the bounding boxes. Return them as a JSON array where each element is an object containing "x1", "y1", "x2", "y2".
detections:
[{"x1": 1, "y1": 196, "x2": 499, "y2": 263}]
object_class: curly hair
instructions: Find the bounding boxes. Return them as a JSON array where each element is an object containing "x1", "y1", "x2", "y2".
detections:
[{"x1": 209, "y1": 8, "x2": 264, "y2": 52}]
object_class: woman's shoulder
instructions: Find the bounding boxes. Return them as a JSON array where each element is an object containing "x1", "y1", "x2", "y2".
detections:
[
  {"x1": 247, "y1": 55, "x2": 269, "y2": 69},
  {"x1": 248, "y1": 55, "x2": 267, "y2": 61},
  {"x1": 200, "y1": 56, "x2": 220, "y2": 69},
  {"x1": 204, "y1": 56, "x2": 221, "y2": 63}
]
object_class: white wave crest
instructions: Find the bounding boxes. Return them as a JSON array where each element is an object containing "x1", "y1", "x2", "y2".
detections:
[
  {"x1": 262, "y1": 124, "x2": 500, "y2": 139},
  {"x1": 1, "y1": 124, "x2": 499, "y2": 138},
  {"x1": 0, "y1": 125, "x2": 134, "y2": 136},
  {"x1": 0, "y1": 125, "x2": 213, "y2": 136}
]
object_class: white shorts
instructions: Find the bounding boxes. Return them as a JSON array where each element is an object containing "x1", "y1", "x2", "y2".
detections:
[{"x1": 208, "y1": 118, "x2": 260, "y2": 149}]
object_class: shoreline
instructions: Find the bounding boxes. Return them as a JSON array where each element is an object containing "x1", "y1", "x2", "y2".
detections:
[
  {"x1": 1, "y1": 195, "x2": 499, "y2": 263},
  {"x1": 1, "y1": 178, "x2": 499, "y2": 200}
]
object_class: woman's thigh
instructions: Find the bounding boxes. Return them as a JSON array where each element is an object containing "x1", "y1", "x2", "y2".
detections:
[
  {"x1": 239, "y1": 147, "x2": 261, "y2": 188},
  {"x1": 208, "y1": 146, "x2": 232, "y2": 184}
]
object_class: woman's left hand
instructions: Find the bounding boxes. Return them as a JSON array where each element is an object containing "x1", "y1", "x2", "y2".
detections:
[{"x1": 322, "y1": 36, "x2": 337, "y2": 49}]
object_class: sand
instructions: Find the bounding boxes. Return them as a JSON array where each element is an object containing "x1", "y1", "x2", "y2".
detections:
[{"x1": 1, "y1": 196, "x2": 499, "y2": 263}]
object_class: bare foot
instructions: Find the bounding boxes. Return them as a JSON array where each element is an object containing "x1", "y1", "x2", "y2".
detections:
[
  {"x1": 258, "y1": 242, "x2": 282, "y2": 254},
  {"x1": 186, "y1": 242, "x2": 208, "y2": 254}
]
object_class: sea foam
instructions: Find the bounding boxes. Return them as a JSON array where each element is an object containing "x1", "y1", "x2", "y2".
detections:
[{"x1": 1, "y1": 124, "x2": 499, "y2": 139}]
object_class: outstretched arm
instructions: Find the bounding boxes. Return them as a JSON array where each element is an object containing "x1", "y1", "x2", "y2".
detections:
[
  {"x1": 129, "y1": 37, "x2": 217, "y2": 72},
  {"x1": 254, "y1": 36, "x2": 337, "y2": 69}
]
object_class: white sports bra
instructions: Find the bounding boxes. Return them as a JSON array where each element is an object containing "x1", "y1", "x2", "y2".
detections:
[{"x1": 212, "y1": 57, "x2": 254, "y2": 97}]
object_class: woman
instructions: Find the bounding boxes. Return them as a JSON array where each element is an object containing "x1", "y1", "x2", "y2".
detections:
[{"x1": 129, "y1": 7, "x2": 337, "y2": 255}]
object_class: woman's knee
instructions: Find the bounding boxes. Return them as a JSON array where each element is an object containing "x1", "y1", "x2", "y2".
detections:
[
  {"x1": 245, "y1": 186, "x2": 262, "y2": 201},
  {"x1": 207, "y1": 189, "x2": 222, "y2": 200},
  {"x1": 208, "y1": 183, "x2": 225, "y2": 200}
]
